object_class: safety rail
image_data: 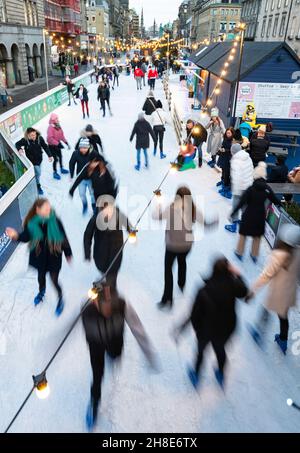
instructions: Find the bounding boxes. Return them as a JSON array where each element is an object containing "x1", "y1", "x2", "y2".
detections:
[{"x1": 162, "y1": 72, "x2": 184, "y2": 146}]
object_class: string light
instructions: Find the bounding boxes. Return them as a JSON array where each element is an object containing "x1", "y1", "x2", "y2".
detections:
[
  {"x1": 128, "y1": 230, "x2": 138, "y2": 244},
  {"x1": 33, "y1": 373, "x2": 50, "y2": 400},
  {"x1": 88, "y1": 288, "x2": 98, "y2": 300}
]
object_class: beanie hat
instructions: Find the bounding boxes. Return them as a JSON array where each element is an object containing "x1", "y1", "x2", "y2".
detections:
[
  {"x1": 85, "y1": 124, "x2": 94, "y2": 133},
  {"x1": 253, "y1": 161, "x2": 267, "y2": 180},
  {"x1": 211, "y1": 107, "x2": 219, "y2": 117},
  {"x1": 279, "y1": 224, "x2": 300, "y2": 248},
  {"x1": 79, "y1": 137, "x2": 90, "y2": 149},
  {"x1": 49, "y1": 113, "x2": 59, "y2": 125},
  {"x1": 231, "y1": 143, "x2": 242, "y2": 155},
  {"x1": 258, "y1": 125, "x2": 266, "y2": 133}
]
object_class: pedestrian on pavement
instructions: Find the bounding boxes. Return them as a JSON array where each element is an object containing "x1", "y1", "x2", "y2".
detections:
[
  {"x1": 16, "y1": 127, "x2": 53, "y2": 195},
  {"x1": 70, "y1": 154, "x2": 118, "y2": 208},
  {"x1": 82, "y1": 285, "x2": 157, "y2": 430},
  {"x1": 150, "y1": 100, "x2": 169, "y2": 159},
  {"x1": 69, "y1": 138, "x2": 99, "y2": 215},
  {"x1": 0, "y1": 85, "x2": 9, "y2": 107},
  {"x1": 75, "y1": 83, "x2": 90, "y2": 119},
  {"x1": 231, "y1": 162, "x2": 281, "y2": 263},
  {"x1": 47, "y1": 113, "x2": 70, "y2": 180},
  {"x1": 65, "y1": 64, "x2": 71, "y2": 77},
  {"x1": 249, "y1": 125, "x2": 270, "y2": 167},
  {"x1": 142, "y1": 91, "x2": 157, "y2": 116},
  {"x1": 60, "y1": 63, "x2": 66, "y2": 79},
  {"x1": 147, "y1": 66, "x2": 158, "y2": 90},
  {"x1": 248, "y1": 224, "x2": 300, "y2": 355},
  {"x1": 64, "y1": 77, "x2": 77, "y2": 106},
  {"x1": 268, "y1": 156, "x2": 289, "y2": 184},
  {"x1": 134, "y1": 66, "x2": 144, "y2": 90},
  {"x1": 97, "y1": 81, "x2": 112, "y2": 117},
  {"x1": 153, "y1": 186, "x2": 217, "y2": 309},
  {"x1": 6, "y1": 198, "x2": 72, "y2": 316},
  {"x1": 186, "y1": 119, "x2": 208, "y2": 168},
  {"x1": 113, "y1": 66, "x2": 119, "y2": 88},
  {"x1": 217, "y1": 127, "x2": 235, "y2": 199},
  {"x1": 206, "y1": 107, "x2": 226, "y2": 167},
  {"x1": 224, "y1": 144, "x2": 254, "y2": 233},
  {"x1": 84, "y1": 200, "x2": 132, "y2": 290},
  {"x1": 74, "y1": 62, "x2": 79, "y2": 77},
  {"x1": 173, "y1": 257, "x2": 248, "y2": 389},
  {"x1": 75, "y1": 124, "x2": 103, "y2": 155},
  {"x1": 130, "y1": 112, "x2": 156, "y2": 171}
]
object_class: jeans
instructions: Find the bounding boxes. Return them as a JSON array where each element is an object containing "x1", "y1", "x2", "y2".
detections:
[
  {"x1": 136, "y1": 148, "x2": 148, "y2": 168},
  {"x1": 136, "y1": 77, "x2": 142, "y2": 89},
  {"x1": 142, "y1": 75, "x2": 146, "y2": 86},
  {"x1": 153, "y1": 126, "x2": 165, "y2": 153},
  {"x1": 100, "y1": 98, "x2": 111, "y2": 116},
  {"x1": 161, "y1": 248, "x2": 190, "y2": 303},
  {"x1": 196, "y1": 143, "x2": 203, "y2": 166},
  {"x1": 149, "y1": 79, "x2": 156, "y2": 90},
  {"x1": 34, "y1": 165, "x2": 41, "y2": 186},
  {"x1": 113, "y1": 75, "x2": 119, "y2": 87},
  {"x1": 78, "y1": 179, "x2": 95, "y2": 207}
]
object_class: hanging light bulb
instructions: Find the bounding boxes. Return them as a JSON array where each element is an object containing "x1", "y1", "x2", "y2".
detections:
[
  {"x1": 154, "y1": 189, "x2": 162, "y2": 199},
  {"x1": 207, "y1": 99, "x2": 213, "y2": 106},
  {"x1": 229, "y1": 55, "x2": 234, "y2": 61},
  {"x1": 221, "y1": 70, "x2": 227, "y2": 76},
  {"x1": 193, "y1": 126, "x2": 201, "y2": 135},
  {"x1": 33, "y1": 372, "x2": 50, "y2": 400},
  {"x1": 215, "y1": 88, "x2": 220, "y2": 95},
  {"x1": 129, "y1": 230, "x2": 138, "y2": 244},
  {"x1": 170, "y1": 162, "x2": 179, "y2": 174},
  {"x1": 88, "y1": 288, "x2": 98, "y2": 301}
]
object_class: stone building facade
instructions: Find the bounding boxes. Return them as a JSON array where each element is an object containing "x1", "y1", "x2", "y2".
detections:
[{"x1": 0, "y1": 0, "x2": 45, "y2": 88}]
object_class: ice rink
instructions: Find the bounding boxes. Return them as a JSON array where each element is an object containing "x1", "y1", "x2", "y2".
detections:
[{"x1": 0, "y1": 72, "x2": 299, "y2": 433}]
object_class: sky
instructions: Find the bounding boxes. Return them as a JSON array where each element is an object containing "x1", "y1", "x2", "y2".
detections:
[{"x1": 129, "y1": 0, "x2": 182, "y2": 28}]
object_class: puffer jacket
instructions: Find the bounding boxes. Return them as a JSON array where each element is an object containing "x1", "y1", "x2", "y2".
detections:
[
  {"x1": 47, "y1": 114, "x2": 68, "y2": 146},
  {"x1": 230, "y1": 150, "x2": 254, "y2": 196}
]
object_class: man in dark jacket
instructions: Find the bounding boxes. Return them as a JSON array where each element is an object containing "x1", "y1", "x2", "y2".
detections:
[
  {"x1": 142, "y1": 91, "x2": 157, "y2": 116},
  {"x1": 130, "y1": 112, "x2": 156, "y2": 171},
  {"x1": 268, "y1": 156, "x2": 289, "y2": 183},
  {"x1": 249, "y1": 125, "x2": 270, "y2": 167},
  {"x1": 186, "y1": 119, "x2": 208, "y2": 167},
  {"x1": 174, "y1": 257, "x2": 248, "y2": 389},
  {"x1": 97, "y1": 81, "x2": 111, "y2": 117},
  {"x1": 82, "y1": 285, "x2": 157, "y2": 430},
  {"x1": 63, "y1": 77, "x2": 77, "y2": 106},
  {"x1": 16, "y1": 127, "x2": 53, "y2": 195},
  {"x1": 75, "y1": 124, "x2": 103, "y2": 155},
  {"x1": 69, "y1": 137, "x2": 98, "y2": 215}
]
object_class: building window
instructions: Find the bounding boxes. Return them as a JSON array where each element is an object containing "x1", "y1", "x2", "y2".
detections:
[
  {"x1": 0, "y1": 0, "x2": 6, "y2": 22},
  {"x1": 261, "y1": 17, "x2": 267, "y2": 37},
  {"x1": 273, "y1": 15, "x2": 279, "y2": 36},
  {"x1": 24, "y1": 0, "x2": 38, "y2": 26},
  {"x1": 279, "y1": 13, "x2": 287, "y2": 36},
  {"x1": 277, "y1": 0, "x2": 282, "y2": 7},
  {"x1": 220, "y1": 22, "x2": 227, "y2": 32},
  {"x1": 266, "y1": 16, "x2": 273, "y2": 37},
  {"x1": 265, "y1": 0, "x2": 269, "y2": 11},
  {"x1": 229, "y1": 22, "x2": 236, "y2": 30},
  {"x1": 289, "y1": 16, "x2": 297, "y2": 38}
]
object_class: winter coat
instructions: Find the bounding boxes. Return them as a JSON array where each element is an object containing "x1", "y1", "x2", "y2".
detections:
[
  {"x1": 148, "y1": 69, "x2": 158, "y2": 79},
  {"x1": 189, "y1": 274, "x2": 248, "y2": 342},
  {"x1": 16, "y1": 133, "x2": 52, "y2": 166},
  {"x1": 75, "y1": 131, "x2": 103, "y2": 155},
  {"x1": 69, "y1": 149, "x2": 99, "y2": 178},
  {"x1": 252, "y1": 249, "x2": 300, "y2": 318},
  {"x1": 268, "y1": 163, "x2": 289, "y2": 183},
  {"x1": 231, "y1": 178, "x2": 281, "y2": 237},
  {"x1": 18, "y1": 218, "x2": 72, "y2": 273},
  {"x1": 142, "y1": 97, "x2": 157, "y2": 116},
  {"x1": 75, "y1": 86, "x2": 89, "y2": 102},
  {"x1": 69, "y1": 164, "x2": 118, "y2": 201},
  {"x1": 230, "y1": 150, "x2": 254, "y2": 196},
  {"x1": 150, "y1": 108, "x2": 169, "y2": 128},
  {"x1": 97, "y1": 85, "x2": 110, "y2": 101},
  {"x1": 141, "y1": 63, "x2": 147, "y2": 74},
  {"x1": 206, "y1": 119, "x2": 226, "y2": 157},
  {"x1": 186, "y1": 123, "x2": 208, "y2": 146},
  {"x1": 82, "y1": 297, "x2": 155, "y2": 364},
  {"x1": 134, "y1": 68, "x2": 144, "y2": 78},
  {"x1": 250, "y1": 135, "x2": 270, "y2": 163},
  {"x1": 130, "y1": 118, "x2": 156, "y2": 150},
  {"x1": 217, "y1": 137, "x2": 233, "y2": 170},
  {"x1": 64, "y1": 81, "x2": 75, "y2": 94},
  {"x1": 84, "y1": 208, "x2": 130, "y2": 274},
  {"x1": 47, "y1": 115, "x2": 68, "y2": 147}
]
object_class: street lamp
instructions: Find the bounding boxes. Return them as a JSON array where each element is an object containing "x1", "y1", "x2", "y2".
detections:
[
  {"x1": 231, "y1": 22, "x2": 247, "y2": 125},
  {"x1": 43, "y1": 28, "x2": 49, "y2": 91}
]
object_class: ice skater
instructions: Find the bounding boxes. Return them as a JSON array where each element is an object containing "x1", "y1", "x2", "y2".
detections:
[
  {"x1": 47, "y1": 113, "x2": 70, "y2": 180},
  {"x1": 130, "y1": 112, "x2": 156, "y2": 171}
]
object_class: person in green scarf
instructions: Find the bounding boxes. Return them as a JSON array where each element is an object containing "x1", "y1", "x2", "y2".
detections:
[{"x1": 6, "y1": 198, "x2": 72, "y2": 316}]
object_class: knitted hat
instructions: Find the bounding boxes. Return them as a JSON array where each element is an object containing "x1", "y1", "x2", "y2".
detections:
[
  {"x1": 85, "y1": 124, "x2": 94, "y2": 133},
  {"x1": 253, "y1": 161, "x2": 267, "y2": 180},
  {"x1": 79, "y1": 138, "x2": 90, "y2": 149},
  {"x1": 279, "y1": 224, "x2": 300, "y2": 248},
  {"x1": 211, "y1": 107, "x2": 219, "y2": 117},
  {"x1": 231, "y1": 143, "x2": 242, "y2": 155}
]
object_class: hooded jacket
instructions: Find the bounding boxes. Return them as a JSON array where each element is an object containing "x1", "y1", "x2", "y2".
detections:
[
  {"x1": 47, "y1": 114, "x2": 68, "y2": 147},
  {"x1": 250, "y1": 134, "x2": 270, "y2": 162},
  {"x1": 97, "y1": 85, "x2": 110, "y2": 101},
  {"x1": 75, "y1": 129, "x2": 103, "y2": 154},
  {"x1": 142, "y1": 96, "x2": 157, "y2": 116},
  {"x1": 16, "y1": 131, "x2": 52, "y2": 166},
  {"x1": 69, "y1": 148, "x2": 99, "y2": 178},
  {"x1": 230, "y1": 149, "x2": 254, "y2": 196},
  {"x1": 69, "y1": 163, "x2": 118, "y2": 201},
  {"x1": 130, "y1": 118, "x2": 156, "y2": 149}
]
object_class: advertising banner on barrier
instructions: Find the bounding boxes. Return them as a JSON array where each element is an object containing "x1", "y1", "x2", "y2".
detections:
[{"x1": 0, "y1": 198, "x2": 22, "y2": 272}]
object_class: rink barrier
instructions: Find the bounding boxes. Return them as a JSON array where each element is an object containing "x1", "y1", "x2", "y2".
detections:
[{"x1": 163, "y1": 72, "x2": 184, "y2": 145}]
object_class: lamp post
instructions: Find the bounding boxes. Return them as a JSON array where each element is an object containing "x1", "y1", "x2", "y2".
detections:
[
  {"x1": 43, "y1": 28, "x2": 49, "y2": 91},
  {"x1": 231, "y1": 23, "x2": 246, "y2": 126}
]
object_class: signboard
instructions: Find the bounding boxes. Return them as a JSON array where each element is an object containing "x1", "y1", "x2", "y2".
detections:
[
  {"x1": 236, "y1": 82, "x2": 300, "y2": 119},
  {"x1": 265, "y1": 202, "x2": 298, "y2": 248},
  {"x1": 0, "y1": 198, "x2": 22, "y2": 272}
]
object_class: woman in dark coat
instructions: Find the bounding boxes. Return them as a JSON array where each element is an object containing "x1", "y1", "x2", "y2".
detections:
[
  {"x1": 217, "y1": 127, "x2": 234, "y2": 198},
  {"x1": 84, "y1": 202, "x2": 132, "y2": 289},
  {"x1": 231, "y1": 162, "x2": 281, "y2": 263},
  {"x1": 142, "y1": 91, "x2": 157, "y2": 116},
  {"x1": 174, "y1": 257, "x2": 248, "y2": 389},
  {"x1": 130, "y1": 112, "x2": 156, "y2": 171},
  {"x1": 6, "y1": 198, "x2": 72, "y2": 316}
]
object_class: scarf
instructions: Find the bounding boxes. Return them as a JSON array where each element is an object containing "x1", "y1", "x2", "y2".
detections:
[{"x1": 27, "y1": 211, "x2": 65, "y2": 253}]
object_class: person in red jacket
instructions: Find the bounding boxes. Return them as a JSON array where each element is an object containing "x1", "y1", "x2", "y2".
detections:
[
  {"x1": 134, "y1": 67, "x2": 144, "y2": 90},
  {"x1": 47, "y1": 113, "x2": 70, "y2": 180},
  {"x1": 148, "y1": 66, "x2": 158, "y2": 90}
]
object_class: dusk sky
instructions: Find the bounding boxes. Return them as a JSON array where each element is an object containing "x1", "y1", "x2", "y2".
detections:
[{"x1": 129, "y1": 0, "x2": 182, "y2": 28}]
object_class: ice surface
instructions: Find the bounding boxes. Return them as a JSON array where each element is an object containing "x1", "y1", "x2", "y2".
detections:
[{"x1": 0, "y1": 74, "x2": 299, "y2": 433}]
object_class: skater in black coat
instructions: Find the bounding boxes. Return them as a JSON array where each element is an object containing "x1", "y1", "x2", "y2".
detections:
[
  {"x1": 130, "y1": 112, "x2": 156, "y2": 171},
  {"x1": 6, "y1": 198, "x2": 72, "y2": 316},
  {"x1": 174, "y1": 257, "x2": 248, "y2": 388},
  {"x1": 82, "y1": 285, "x2": 157, "y2": 430},
  {"x1": 249, "y1": 126, "x2": 270, "y2": 167},
  {"x1": 97, "y1": 81, "x2": 111, "y2": 117},
  {"x1": 231, "y1": 162, "x2": 281, "y2": 263},
  {"x1": 75, "y1": 124, "x2": 104, "y2": 155},
  {"x1": 217, "y1": 127, "x2": 234, "y2": 195},
  {"x1": 84, "y1": 202, "x2": 132, "y2": 289},
  {"x1": 142, "y1": 91, "x2": 157, "y2": 116},
  {"x1": 69, "y1": 155, "x2": 118, "y2": 205}
]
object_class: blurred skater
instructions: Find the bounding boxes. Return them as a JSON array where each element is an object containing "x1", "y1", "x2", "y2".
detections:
[{"x1": 75, "y1": 124, "x2": 103, "y2": 155}]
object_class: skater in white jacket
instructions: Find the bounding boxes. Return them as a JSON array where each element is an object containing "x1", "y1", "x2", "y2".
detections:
[{"x1": 225, "y1": 143, "x2": 254, "y2": 233}]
